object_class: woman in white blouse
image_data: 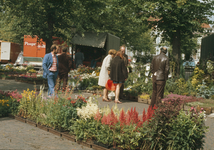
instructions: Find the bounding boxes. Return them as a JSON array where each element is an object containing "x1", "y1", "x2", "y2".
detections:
[{"x1": 98, "y1": 49, "x2": 117, "y2": 102}]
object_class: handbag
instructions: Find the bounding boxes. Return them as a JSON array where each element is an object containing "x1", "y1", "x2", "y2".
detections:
[{"x1": 105, "y1": 79, "x2": 116, "y2": 91}]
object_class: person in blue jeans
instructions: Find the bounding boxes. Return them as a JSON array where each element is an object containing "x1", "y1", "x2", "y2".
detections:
[
  {"x1": 91, "y1": 49, "x2": 101, "y2": 68},
  {"x1": 42, "y1": 45, "x2": 59, "y2": 96}
]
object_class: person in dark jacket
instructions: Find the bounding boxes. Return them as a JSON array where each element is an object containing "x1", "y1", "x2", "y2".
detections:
[
  {"x1": 150, "y1": 47, "x2": 169, "y2": 107},
  {"x1": 119, "y1": 45, "x2": 129, "y2": 100},
  {"x1": 109, "y1": 51, "x2": 128, "y2": 104},
  {"x1": 56, "y1": 47, "x2": 72, "y2": 92}
]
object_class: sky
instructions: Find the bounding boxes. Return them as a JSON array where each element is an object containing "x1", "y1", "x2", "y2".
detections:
[{"x1": 209, "y1": 16, "x2": 214, "y2": 22}]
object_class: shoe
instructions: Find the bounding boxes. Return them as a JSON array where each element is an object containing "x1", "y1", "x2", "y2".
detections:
[
  {"x1": 114, "y1": 100, "x2": 122, "y2": 104},
  {"x1": 103, "y1": 98, "x2": 111, "y2": 102}
]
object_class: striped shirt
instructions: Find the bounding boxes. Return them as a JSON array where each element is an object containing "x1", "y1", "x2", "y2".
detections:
[{"x1": 49, "y1": 53, "x2": 57, "y2": 72}]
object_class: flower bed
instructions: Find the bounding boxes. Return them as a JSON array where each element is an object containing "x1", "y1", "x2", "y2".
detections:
[
  {"x1": 0, "y1": 90, "x2": 22, "y2": 117},
  {"x1": 1, "y1": 89, "x2": 207, "y2": 150}
]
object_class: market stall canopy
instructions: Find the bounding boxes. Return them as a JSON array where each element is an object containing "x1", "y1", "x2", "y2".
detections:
[
  {"x1": 71, "y1": 32, "x2": 107, "y2": 48},
  {"x1": 71, "y1": 32, "x2": 120, "y2": 49}
]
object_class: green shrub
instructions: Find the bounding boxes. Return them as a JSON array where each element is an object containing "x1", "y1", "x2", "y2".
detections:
[
  {"x1": 148, "y1": 98, "x2": 182, "y2": 150},
  {"x1": 167, "y1": 110, "x2": 207, "y2": 150}
]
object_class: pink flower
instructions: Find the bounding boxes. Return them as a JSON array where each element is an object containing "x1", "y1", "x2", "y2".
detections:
[
  {"x1": 201, "y1": 108, "x2": 203, "y2": 111},
  {"x1": 191, "y1": 107, "x2": 194, "y2": 110}
]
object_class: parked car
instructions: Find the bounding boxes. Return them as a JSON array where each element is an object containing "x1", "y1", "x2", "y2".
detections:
[{"x1": 14, "y1": 52, "x2": 43, "y2": 70}]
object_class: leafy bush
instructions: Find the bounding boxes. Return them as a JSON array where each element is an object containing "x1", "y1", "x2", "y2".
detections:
[
  {"x1": 43, "y1": 95, "x2": 87, "y2": 130},
  {"x1": 191, "y1": 67, "x2": 205, "y2": 87},
  {"x1": 167, "y1": 110, "x2": 207, "y2": 150},
  {"x1": 0, "y1": 99, "x2": 10, "y2": 116},
  {"x1": 148, "y1": 98, "x2": 182, "y2": 150},
  {"x1": 147, "y1": 98, "x2": 207, "y2": 150},
  {"x1": 0, "y1": 90, "x2": 22, "y2": 116},
  {"x1": 196, "y1": 81, "x2": 214, "y2": 99}
]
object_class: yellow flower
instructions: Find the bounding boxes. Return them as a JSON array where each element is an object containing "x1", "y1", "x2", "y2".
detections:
[{"x1": 7, "y1": 104, "x2": 9, "y2": 107}]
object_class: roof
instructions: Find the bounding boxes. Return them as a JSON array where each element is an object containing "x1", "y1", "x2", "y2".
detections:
[
  {"x1": 71, "y1": 32, "x2": 107, "y2": 48},
  {"x1": 201, "y1": 23, "x2": 211, "y2": 28}
]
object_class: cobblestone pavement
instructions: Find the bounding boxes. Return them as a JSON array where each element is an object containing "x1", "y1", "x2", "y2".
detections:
[
  {"x1": 204, "y1": 117, "x2": 214, "y2": 150},
  {"x1": 0, "y1": 79, "x2": 214, "y2": 149},
  {"x1": 0, "y1": 117, "x2": 91, "y2": 150}
]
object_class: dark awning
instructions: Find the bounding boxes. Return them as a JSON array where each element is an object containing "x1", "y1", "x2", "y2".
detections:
[{"x1": 70, "y1": 32, "x2": 107, "y2": 48}]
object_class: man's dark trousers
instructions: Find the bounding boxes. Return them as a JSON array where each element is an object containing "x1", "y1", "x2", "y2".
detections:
[
  {"x1": 151, "y1": 76, "x2": 166, "y2": 107},
  {"x1": 57, "y1": 73, "x2": 68, "y2": 91}
]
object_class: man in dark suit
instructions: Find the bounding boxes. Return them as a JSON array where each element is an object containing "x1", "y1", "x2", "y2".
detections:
[
  {"x1": 119, "y1": 45, "x2": 129, "y2": 100},
  {"x1": 150, "y1": 47, "x2": 169, "y2": 107},
  {"x1": 56, "y1": 47, "x2": 72, "y2": 92},
  {"x1": 42, "y1": 45, "x2": 59, "y2": 96}
]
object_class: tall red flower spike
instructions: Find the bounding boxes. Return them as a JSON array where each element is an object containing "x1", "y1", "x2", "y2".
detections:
[
  {"x1": 133, "y1": 107, "x2": 139, "y2": 124},
  {"x1": 126, "y1": 113, "x2": 131, "y2": 125},
  {"x1": 110, "y1": 109, "x2": 118, "y2": 126},
  {"x1": 101, "y1": 114, "x2": 107, "y2": 125},
  {"x1": 146, "y1": 106, "x2": 151, "y2": 121},
  {"x1": 94, "y1": 109, "x2": 102, "y2": 122},
  {"x1": 142, "y1": 108, "x2": 146, "y2": 123},
  {"x1": 119, "y1": 109, "x2": 126, "y2": 127},
  {"x1": 106, "y1": 113, "x2": 111, "y2": 125}
]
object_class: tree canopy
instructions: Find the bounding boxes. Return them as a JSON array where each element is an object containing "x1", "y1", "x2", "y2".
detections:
[
  {"x1": 0, "y1": 0, "x2": 154, "y2": 54},
  {"x1": 143, "y1": 0, "x2": 214, "y2": 75}
]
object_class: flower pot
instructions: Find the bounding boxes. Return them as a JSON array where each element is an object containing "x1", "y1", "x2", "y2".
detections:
[
  {"x1": 37, "y1": 124, "x2": 49, "y2": 132},
  {"x1": 15, "y1": 116, "x2": 26, "y2": 123},
  {"x1": 196, "y1": 106, "x2": 212, "y2": 115},
  {"x1": 26, "y1": 119, "x2": 37, "y2": 127},
  {"x1": 48, "y1": 128, "x2": 62, "y2": 137},
  {"x1": 138, "y1": 97, "x2": 148, "y2": 103},
  {"x1": 61, "y1": 132, "x2": 76, "y2": 142}
]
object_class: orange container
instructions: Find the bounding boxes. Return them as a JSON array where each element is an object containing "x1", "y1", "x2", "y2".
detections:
[
  {"x1": 23, "y1": 35, "x2": 46, "y2": 57},
  {"x1": 23, "y1": 35, "x2": 67, "y2": 57}
]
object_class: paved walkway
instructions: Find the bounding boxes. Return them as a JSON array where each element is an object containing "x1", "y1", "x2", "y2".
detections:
[
  {"x1": 0, "y1": 117, "x2": 91, "y2": 150},
  {"x1": 0, "y1": 79, "x2": 214, "y2": 150}
]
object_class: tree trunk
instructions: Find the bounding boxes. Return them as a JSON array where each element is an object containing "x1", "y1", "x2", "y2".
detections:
[
  {"x1": 45, "y1": 11, "x2": 54, "y2": 54},
  {"x1": 172, "y1": 30, "x2": 181, "y2": 77},
  {"x1": 46, "y1": 39, "x2": 52, "y2": 53}
]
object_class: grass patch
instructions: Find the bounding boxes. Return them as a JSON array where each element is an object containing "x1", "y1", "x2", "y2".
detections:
[{"x1": 186, "y1": 99, "x2": 214, "y2": 109}]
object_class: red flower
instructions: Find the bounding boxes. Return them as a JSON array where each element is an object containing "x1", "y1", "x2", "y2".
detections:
[
  {"x1": 71, "y1": 100, "x2": 75, "y2": 104},
  {"x1": 142, "y1": 108, "x2": 146, "y2": 123},
  {"x1": 126, "y1": 113, "x2": 131, "y2": 125},
  {"x1": 110, "y1": 109, "x2": 118, "y2": 126},
  {"x1": 94, "y1": 109, "x2": 102, "y2": 122},
  {"x1": 132, "y1": 107, "x2": 139, "y2": 124},
  {"x1": 119, "y1": 109, "x2": 126, "y2": 127},
  {"x1": 101, "y1": 114, "x2": 107, "y2": 125},
  {"x1": 67, "y1": 97, "x2": 71, "y2": 100}
]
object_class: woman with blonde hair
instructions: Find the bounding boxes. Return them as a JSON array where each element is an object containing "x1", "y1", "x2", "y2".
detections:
[
  {"x1": 109, "y1": 51, "x2": 128, "y2": 103},
  {"x1": 98, "y1": 49, "x2": 117, "y2": 102}
]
